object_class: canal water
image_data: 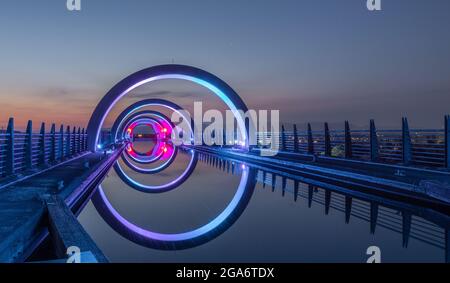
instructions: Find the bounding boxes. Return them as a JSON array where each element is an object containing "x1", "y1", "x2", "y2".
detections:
[{"x1": 78, "y1": 142, "x2": 449, "y2": 263}]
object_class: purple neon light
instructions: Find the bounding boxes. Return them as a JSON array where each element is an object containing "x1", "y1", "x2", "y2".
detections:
[
  {"x1": 96, "y1": 166, "x2": 249, "y2": 241},
  {"x1": 95, "y1": 74, "x2": 247, "y2": 150},
  {"x1": 115, "y1": 148, "x2": 195, "y2": 191},
  {"x1": 113, "y1": 104, "x2": 194, "y2": 186},
  {"x1": 125, "y1": 117, "x2": 167, "y2": 163}
]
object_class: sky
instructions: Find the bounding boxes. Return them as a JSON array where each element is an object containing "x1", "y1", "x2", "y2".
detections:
[{"x1": 0, "y1": 0, "x2": 449, "y2": 130}]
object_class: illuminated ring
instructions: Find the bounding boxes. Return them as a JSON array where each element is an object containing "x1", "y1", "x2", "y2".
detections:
[
  {"x1": 114, "y1": 110, "x2": 174, "y2": 144},
  {"x1": 113, "y1": 149, "x2": 198, "y2": 193},
  {"x1": 110, "y1": 99, "x2": 194, "y2": 148},
  {"x1": 115, "y1": 110, "x2": 176, "y2": 166},
  {"x1": 87, "y1": 65, "x2": 252, "y2": 246},
  {"x1": 124, "y1": 118, "x2": 166, "y2": 164},
  {"x1": 109, "y1": 99, "x2": 197, "y2": 192},
  {"x1": 121, "y1": 120, "x2": 178, "y2": 175},
  {"x1": 87, "y1": 64, "x2": 249, "y2": 152},
  {"x1": 121, "y1": 146, "x2": 178, "y2": 175},
  {"x1": 125, "y1": 119, "x2": 163, "y2": 164},
  {"x1": 92, "y1": 165, "x2": 257, "y2": 250},
  {"x1": 126, "y1": 145, "x2": 164, "y2": 163}
]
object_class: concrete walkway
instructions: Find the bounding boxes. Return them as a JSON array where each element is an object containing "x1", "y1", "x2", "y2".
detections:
[{"x1": 0, "y1": 149, "x2": 122, "y2": 263}]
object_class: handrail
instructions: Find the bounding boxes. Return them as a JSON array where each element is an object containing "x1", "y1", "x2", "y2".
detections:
[
  {"x1": 258, "y1": 116, "x2": 450, "y2": 169},
  {"x1": 0, "y1": 118, "x2": 87, "y2": 179}
]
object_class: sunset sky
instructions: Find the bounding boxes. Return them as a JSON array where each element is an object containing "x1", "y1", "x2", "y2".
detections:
[{"x1": 0, "y1": 0, "x2": 449, "y2": 130}]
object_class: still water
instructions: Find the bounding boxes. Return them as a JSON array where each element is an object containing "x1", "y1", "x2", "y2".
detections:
[{"x1": 78, "y1": 141, "x2": 449, "y2": 262}]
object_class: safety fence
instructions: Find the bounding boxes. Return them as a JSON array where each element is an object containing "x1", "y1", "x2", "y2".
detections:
[
  {"x1": 0, "y1": 118, "x2": 87, "y2": 179},
  {"x1": 257, "y1": 116, "x2": 450, "y2": 169}
]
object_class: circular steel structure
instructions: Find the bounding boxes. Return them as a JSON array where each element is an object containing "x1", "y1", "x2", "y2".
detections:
[
  {"x1": 108, "y1": 99, "x2": 198, "y2": 193},
  {"x1": 88, "y1": 65, "x2": 254, "y2": 250},
  {"x1": 87, "y1": 64, "x2": 249, "y2": 151}
]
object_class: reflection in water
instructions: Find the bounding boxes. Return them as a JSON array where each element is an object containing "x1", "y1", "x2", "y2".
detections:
[
  {"x1": 79, "y1": 144, "x2": 450, "y2": 262},
  {"x1": 121, "y1": 141, "x2": 178, "y2": 175},
  {"x1": 92, "y1": 161, "x2": 257, "y2": 249}
]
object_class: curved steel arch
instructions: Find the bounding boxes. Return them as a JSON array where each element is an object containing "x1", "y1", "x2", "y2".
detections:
[
  {"x1": 107, "y1": 99, "x2": 198, "y2": 193},
  {"x1": 121, "y1": 115, "x2": 172, "y2": 164},
  {"x1": 113, "y1": 147, "x2": 198, "y2": 193},
  {"x1": 87, "y1": 65, "x2": 254, "y2": 249},
  {"x1": 124, "y1": 118, "x2": 165, "y2": 163},
  {"x1": 120, "y1": 147, "x2": 178, "y2": 175},
  {"x1": 87, "y1": 65, "x2": 249, "y2": 151},
  {"x1": 115, "y1": 110, "x2": 179, "y2": 174},
  {"x1": 110, "y1": 99, "x2": 193, "y2": 151},
  {"x1": 111, "y1": 108, "x2": 175, "y2": 143}
]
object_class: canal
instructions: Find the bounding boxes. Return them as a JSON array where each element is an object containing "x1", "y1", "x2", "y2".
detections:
[{"x1": 78, "y1": 141, "x2": 449, "y2": 263}]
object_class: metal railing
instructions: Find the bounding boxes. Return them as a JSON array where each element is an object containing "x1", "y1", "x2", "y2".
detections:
[
  {"x1": 0, "y1": 118, "x2": 88, "y2": 179},
  {"x1": 259, "y1": 116, "x2": 450, "y2": 169}
]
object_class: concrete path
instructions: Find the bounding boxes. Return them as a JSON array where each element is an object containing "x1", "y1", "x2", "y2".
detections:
[{"x1": 0, "y1": 149, "x2": 122, "y2": 263}]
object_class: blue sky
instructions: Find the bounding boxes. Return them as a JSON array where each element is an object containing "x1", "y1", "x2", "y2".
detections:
[{"x1": 0, "y1": 0, "x2": 449, "y2": 129}]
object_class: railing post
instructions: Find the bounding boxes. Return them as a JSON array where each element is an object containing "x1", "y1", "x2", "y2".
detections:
[
  {"x1": 81, "y1": 128, "x2": 86, "y2": 152},
  {"x1": 294, "y1": 180, "x2": 299, "y2": 202},
  {"x1": 271, "y1": 125, "x2": 278, "y2": 153},
  {"x1": 402, "y1": 212, "x2": 412, "y2": 248},
  {"x1": 25, "y1": 120, "x2": 33, "y2": 170},
  {"x1": 402, "y1": 117, "x2": 412, "y2": 165},
  {"x1": 5, "y1": 118, "x2": 15, "y2": 176},
  {"x1": 370, "y1": 202, "x2": 379, "y2": 234},
  {"x1": 281, "y1": 125, "x2": 286, "y2": 151},
  {"x1": 307, "y1": 123, "x2": 314, "y2": 154},
  {"x1": 370, "y1": 119, "x2": 379, "y2": 162},
  {"x1": 445, "y1": 115, "x2": 449, "y2": 169},
  {"x1": 77, "y1": 127, "x2": 81, "y2": 154},
  {"x1": 221, "y1": 130, "x2": 225, "y2": 147},
  {"x1": 325, "y1": 190, "x2": 331, "y2": 215},
  {"x1": 50, "y1": 124, "x2": 56, "y2": 163},
  {"x1": 39, "y1": 123, "x2": 46, "y2": 165},
  {"x1": 73, "y1": 127, "x2": 77, "y2": 154},
  {"x1": 293, "y1": 124, "x2": 299, "y2": 153},
  {"x1": 72, "y1": 127, "x2": 76, "y2": 156},
  {"x1": 81, "y1": 128, "x2": 85, "y2": 152},
  {"x1": 345, "y1": 196, "x2": 352, "y2": 224},
  {"x1": 75, "y1": 127, "x2": 79, "y2": 154},
  {"x1": 59, "y1": 125, "x2": 64, "y2": 160},
  {"x1": 345, "y1": 121, "x2": 352, "y2": 159},
  {"x1": 65, "y1": 126, "x2": 71, "y2": 158},
  {"x1": 324, "y1": 122, "x2": 331, "y2": 156},
  {"x1": 85, "y1": 128, "x2": 88, "y2": 151}
]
